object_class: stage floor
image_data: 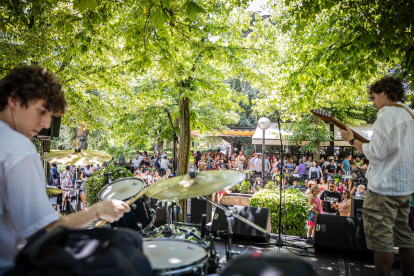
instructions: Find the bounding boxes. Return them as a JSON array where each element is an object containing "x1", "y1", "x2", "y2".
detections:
[{"x1": 213, "y1": 235, "x2": 402, "y2": 276}]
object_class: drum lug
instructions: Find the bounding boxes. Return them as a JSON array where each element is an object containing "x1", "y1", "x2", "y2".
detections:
[
  {"x1": 131, "y1": 203, "x2": 137, "y2": 210},
  {"x1": 137, "y1": 222, "x2": 143, "y2": 230}
]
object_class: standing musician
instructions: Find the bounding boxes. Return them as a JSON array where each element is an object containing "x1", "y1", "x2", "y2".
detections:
[
  {"x1": 0, "y1": 65, "x2": 130, "y2": 275},
  {"x1": 339, "y1": 77, "x2": 414, "y2": 276}
]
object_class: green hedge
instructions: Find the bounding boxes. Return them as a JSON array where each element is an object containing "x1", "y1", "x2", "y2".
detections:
[
  {"x1": 86, "y1": 162, "x2": 134, "y2": 205},
  {"x1": 249, "y1": 188, "x2": 308, "y2": 237}
]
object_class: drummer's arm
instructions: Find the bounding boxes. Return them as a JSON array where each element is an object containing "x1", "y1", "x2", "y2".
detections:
[{"x1": 44, "y1": 200, "x2": 130, "y2": 232}]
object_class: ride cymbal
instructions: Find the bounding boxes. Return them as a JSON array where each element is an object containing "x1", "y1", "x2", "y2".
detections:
[
  {"x1": 146, "y1": 170, "x2": 245, "y2": 200},
  {"x1": 46, "y1": 187, "x2": 63, "y2": 195},
  {"x1": 41, "y1": 150, "x2": 112, "y2": 165}
]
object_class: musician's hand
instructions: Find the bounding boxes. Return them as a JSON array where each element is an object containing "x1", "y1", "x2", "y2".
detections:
[
  {"x1": 339, "y1": 125, "x2": 353, "y2": 142},
  {"x1": 96, "y1": 199, "x2": 131, "y2": 223}
]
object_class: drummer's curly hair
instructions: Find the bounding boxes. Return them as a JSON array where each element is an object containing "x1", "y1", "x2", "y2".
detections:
[
  {"x1": 0, "y1": 65, "x2": 67, "y2": 114},
  {"x1": 368, "y1": 76, "x2": 406, "y2": 102}
]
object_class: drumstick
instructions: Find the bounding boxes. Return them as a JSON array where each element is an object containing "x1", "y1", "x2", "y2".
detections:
[
  {"x1": 95, "y1": 186, "x2": 150, "y2": 228},
  {"x1": 95, "y1": 176, "x2": 185, "y2": 228}
]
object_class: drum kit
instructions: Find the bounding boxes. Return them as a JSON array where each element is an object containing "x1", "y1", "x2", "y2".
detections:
[{"x1": 42, "y1": 150, "x2": 269, "y2": 275}]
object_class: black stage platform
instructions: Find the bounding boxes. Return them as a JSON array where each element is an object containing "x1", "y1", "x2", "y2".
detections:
[{"x1": 213, "y1": 235, "x2": 402, "y2": 276}]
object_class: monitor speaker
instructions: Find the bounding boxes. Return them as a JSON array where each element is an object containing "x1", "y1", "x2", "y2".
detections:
[
  {"x1": 38, "y1": 116, "x2": 61, "y2": 138},
  {"x1": 351, "y1": 196, "x2": 364, "y2": 218},
  {"x1": 211, "y1": 205, "x2": 271, "y2": 243},
  {"x1": 190, "y1": 197, "x2": 212, "y2": 224},
  {"x1": 314, "y1": 214, "x2": 371, "y2": 253}
]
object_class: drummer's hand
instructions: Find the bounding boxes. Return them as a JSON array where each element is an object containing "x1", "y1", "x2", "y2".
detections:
[{"x1": 96, "y1": 199, "x2": 131, "y2": 223}]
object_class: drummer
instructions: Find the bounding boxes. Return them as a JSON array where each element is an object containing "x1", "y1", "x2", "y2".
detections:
[{"x1": 0, "y1": 65, "x2": 130, "y2": 275}]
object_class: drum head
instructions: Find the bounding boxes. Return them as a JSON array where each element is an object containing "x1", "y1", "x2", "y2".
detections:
[
  {"x1": 143, "y1": 239, "x2": 207, "y2": 270},
  {"x1": 99, "y1": 177, "x2": 146, "y2": 201}
]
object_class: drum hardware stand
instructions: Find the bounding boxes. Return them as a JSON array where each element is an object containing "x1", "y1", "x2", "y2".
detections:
[{"x1": 197, "y1": 196, "x2": 268, "y2": 261}]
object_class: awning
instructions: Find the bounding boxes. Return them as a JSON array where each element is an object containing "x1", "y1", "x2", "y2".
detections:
[
  {"x1": 252, "y1": 123, "x2": 373, "y2": 146},
  {"x1": 191, "y1": 129, "x2": 255, "y2": 138}
]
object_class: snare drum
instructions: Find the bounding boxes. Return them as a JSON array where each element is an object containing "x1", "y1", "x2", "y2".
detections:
[
  {"x1": 143, "y1": 238, "x2": 209, "y2": 276},
  {"x1": 98, "y1": 177, "x2": 155, "y2": 232}
]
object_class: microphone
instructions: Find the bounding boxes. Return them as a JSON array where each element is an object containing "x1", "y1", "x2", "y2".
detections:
[
  {"x1": 200, "y1": 214, "x2": 207, "y2": 239},
  {"x1": 274, "y1": 109, "x2": 280, "y2": 115},
  {"x1": 164, "y1": 108, "x2": 169, "y2": 113}
]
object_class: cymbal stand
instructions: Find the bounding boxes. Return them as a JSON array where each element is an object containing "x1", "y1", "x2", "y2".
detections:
[
  {"x1": 198, "y1": 195, "x2": 267, "y2": 261},
  {"x1": 161, "y1": 201, "x2": 175, "y2": 237}
]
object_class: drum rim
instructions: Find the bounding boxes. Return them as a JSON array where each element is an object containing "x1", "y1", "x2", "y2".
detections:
[
  {"x1": 98, "y1": 177, "x2": 147, "y2": 202},
  {"x1": 143, "y1": 238, "x2": 209, "y2": 273}
]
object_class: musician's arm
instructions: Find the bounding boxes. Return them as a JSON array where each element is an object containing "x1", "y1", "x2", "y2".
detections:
[
  {"x1": 44, "y1": 200, "x2": 130, "y2": 232},
  {"x1": 352, "y1": 140, "x2": 364, "y2": 154}
]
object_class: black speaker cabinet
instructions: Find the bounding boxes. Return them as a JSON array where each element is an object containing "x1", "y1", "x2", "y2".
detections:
[
  {"x1": 38, "y1": 116, "x2": 61, "y2": 138},
  {"x1": 314, "y1": 214, "x2": 371, "y2": 253},
  {"x1": 211, "y1": 205, "x2": 271, "y2": 243},
  {"x1": 190, "y1": 197, "x2": 212, "y2": 224},
  {"x1": 351, "y1": 196, "x2": 364, "y2": 218}
]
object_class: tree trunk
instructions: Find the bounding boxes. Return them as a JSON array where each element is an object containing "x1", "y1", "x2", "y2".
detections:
[
  {"x1": 313, "y1": 116, "x2": 321, "y2": 162},
  {"x1": 178, "y1": 80, "x2": 190, "y2": 176},
  {"x1": 43, "y1": 140, "x2": 51, "y2": 184}
]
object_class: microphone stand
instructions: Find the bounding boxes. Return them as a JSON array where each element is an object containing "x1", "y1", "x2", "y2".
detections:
[
  {"x1": 275, "y1": 110, "x2": 284, "y2": 248},
  {"x1": 164, "y1": 108, "x2": 178, "y2": 176}
]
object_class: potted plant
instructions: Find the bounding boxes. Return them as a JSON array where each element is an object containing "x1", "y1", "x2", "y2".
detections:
[
  {"x1": 332, "y1": 172, "x2": 343, "y2": 183},
  {"x1": 245, "y1": 169, "x2": 252, "y2": 179}
]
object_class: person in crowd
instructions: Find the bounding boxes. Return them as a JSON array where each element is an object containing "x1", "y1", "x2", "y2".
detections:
[
  {"x1": 293, "y1": 159, "x2": 307, "y2": 179},
  {"x1": 84, "y1": 164, "x2": 94, "y2": 179},
  {"x1": 305, "y1": 156, "x2": 313, "y2": 175},
  {"x1": 338, "y1": 189, "x2": 351, "y2": 217},
  {"x1": 355, "y1": 185, "x2": 366, "y2": 197},
  {"x1": 250, "y1": 153, "x2": 258, "y2": 175},
  {"x1": 60, "y1": 165, "x2": 74, "y2": 212},
  {"x1": 94, "y1": 164, "x2": 101, "y2": 171},
  {"x1": 132, "y1": 156, "x2": 140, "y2": 169},
  {"x1": 217, "y1": 158, "x2": 226, "y2": 170},
  {"x1": 213, "y1": 189, "x2": 226, "y2": 203},
  {"x1": 141, "y1": 168, "x2": 153, "y2": 185},
  {"x1": 198, "y1": 155, "x2": 207, "y2": 171},
  {"x1": 50, "y1": 163, "x2": 59, "y2": 186},
  {"x1": 337, "y1": 180, "x2": 345, "y2": 196},
  {"x1": 346, "y1": 178, "x2": 357, "y2": 196},
  {"x1": 255, "y1": 153, "x2": 263, "y2": 176},
  {"x1": 237, "y1": 151, "x2": 246, "y2": 171},
  {"x1": 153, "y1": 170, "x2": 161, "y2": 182},
  {"x1": 341, "y1": 154, "x2": 352, "y2": 174},
  {"x1": 280, "y1": 178, "x2": 288, "y2": 190},
  {"x1": 358, "y1": 158, "x2": 368, "y2": 177},
  {"x1": 253, "y1": 177, "x2": 264, "y2": 193},
  {"x1": 134, "y1": 170, "x2": 142, "y2": 179},
  {"x1": 350, "y1": 158, "x2": 360, "y2": 178},
  {"x1": 140, "y1": 157, "x2": 150, "y2": 168},
  {"x1": 320, "y1": 182, "x2": 342, "y2": 215},
  {"x1": 355, "y1": 156, "x2": 361, "y2": 166},
  {"x1": 305, "y1": 180, "x2": 316, "y2": 195},
  {"x1": 325, "y1": 159, "x2": 336, "y2": 179},
  {"x1": 289, "y1": 180, "x2": 301, "y2": 190},
  {"x1": 319, "y1": 177, "x2": 328, "y2": 193},
  {"x1": 307, "y1": 185, "x2": 321, "y2": 240},
  {"x1": 160, "y1": 155, "x2": 169, "y2": 176},
  {"x1": 309, "y1": 160, "x2": 323, "y2": 180},
  {"x1": 163, "y1": 169, "x2": 172, "y2": 180}
]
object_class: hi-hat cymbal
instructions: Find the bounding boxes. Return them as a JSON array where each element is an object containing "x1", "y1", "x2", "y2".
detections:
[
  {"x1": 41, "y1": 150, "x2": 112, "y2": 165},
  {"x1": 146, "y1": 170, "x2": 245, "y2": 200},
  {"x1": 46, "y1": 187, "x2": 63, "y2": 195}
]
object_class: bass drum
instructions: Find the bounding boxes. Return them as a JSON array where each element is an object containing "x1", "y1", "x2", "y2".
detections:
[{"x1": 98, "y1": 177, "x2": 155, "y2": 232}]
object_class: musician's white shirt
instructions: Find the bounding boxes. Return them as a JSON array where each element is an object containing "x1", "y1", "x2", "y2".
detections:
[
  {"x1": 0, "y1": 121, "x2": 59, "y2": 275},
  {"x1": 362, "y1": 102, "x2": 414, "y2": 196}
]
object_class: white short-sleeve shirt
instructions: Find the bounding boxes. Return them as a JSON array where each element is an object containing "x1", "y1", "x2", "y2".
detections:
[{"x1": 0, "y1": 121, "x2": 59, "y2": 274}]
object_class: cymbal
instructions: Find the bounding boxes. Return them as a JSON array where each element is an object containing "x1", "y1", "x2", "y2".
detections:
[
  {"x1": 146, "y1": 170, "x2": 245, "y2": 200},
  {"x1": 46, "y1": 187, "x2": 63, "y2": 195},
  {"x1": 41, "y1": 150, "x2": 112, "y2": 165}
]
